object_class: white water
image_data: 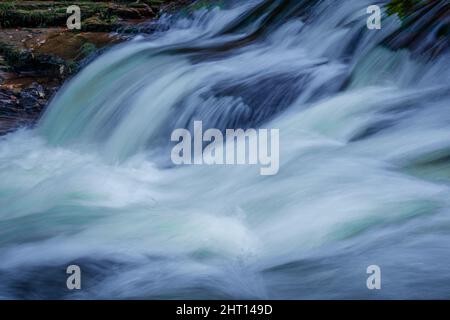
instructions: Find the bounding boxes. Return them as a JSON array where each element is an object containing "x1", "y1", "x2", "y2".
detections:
[{"x1": 1, "y1": 0, "x2": 450, "y2": 299}]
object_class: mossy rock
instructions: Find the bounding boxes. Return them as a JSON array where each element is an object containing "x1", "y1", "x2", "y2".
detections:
[
  {"x1": 82, "y1": 15, "x2": 120, "y2": 32},
  {"x1": 0, "y1": 1, "x2": 156, "y2": 28},
  {"x1": 0, "y1": 42, "x2": 78, "y2": 78},
  {"x1": 386, "y1": 0, "x2": 423, "y2": 19}
]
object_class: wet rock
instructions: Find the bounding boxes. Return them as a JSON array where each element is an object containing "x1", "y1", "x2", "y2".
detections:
[
  {"x1": 0, "y1": 0, "x2": 194, "y2": 135},
  {"x1": 0, "y1": 1, "x2": 158, "y2": 29},
  {"x1": 0, "y1": 82, "x2": 56, "y2": 134}
]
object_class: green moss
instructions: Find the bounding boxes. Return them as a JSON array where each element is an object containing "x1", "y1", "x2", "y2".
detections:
[
  {"x1": 0, "y1": 2, "x2": 15, "y2": 12},
  {"x1": 0, "y1": 43, "x2": 28, "y2": 69},
  {"x1": 65, "y1": 60, "x2": 80, "y2": 75},
  {"x1": 0, "y1": 42, "x2": 78, "y2": 77},
  {"x1": 386, "y1": 0, "x2": 423, "y2": 19},
  {"x1": 82, "y1": 15, "x2": 120, "y2": 32},
  {"x1": 0, "y1": 9, "x2": 68, "y2": 28},
  {"x1": 0, "y1": 1, "x2": 156, "y2": 28},
  {"x1": 79, "y1": 42, "x2": 97, "y2": 57}
]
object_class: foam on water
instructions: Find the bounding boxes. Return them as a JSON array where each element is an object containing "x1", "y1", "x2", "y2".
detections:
[{"x1": 1, "y1": 0, "x2": 450, "y2": 298}]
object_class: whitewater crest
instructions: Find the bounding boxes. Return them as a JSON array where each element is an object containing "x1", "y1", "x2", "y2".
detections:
[{"x1": 0, "y1": 0, "x2": 450, "y2": 299}]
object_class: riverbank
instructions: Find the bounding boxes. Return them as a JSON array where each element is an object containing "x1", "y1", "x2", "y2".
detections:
[{"x1": 0, "y1": 0, "x2": 192, "y2": 134}]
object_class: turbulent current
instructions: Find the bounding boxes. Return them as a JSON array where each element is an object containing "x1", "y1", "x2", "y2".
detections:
[{"x1": 1, "y1": 0, "x2": 450, "y2": 299}]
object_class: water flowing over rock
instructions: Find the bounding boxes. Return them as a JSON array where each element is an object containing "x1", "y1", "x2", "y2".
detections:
[{"x1": 0, "y1": 0, "x2": 449, "y2": 299}]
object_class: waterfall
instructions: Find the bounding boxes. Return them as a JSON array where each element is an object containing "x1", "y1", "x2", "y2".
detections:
[{"x1": 1, "y1": 0, "x2": 450, "y2": 299}]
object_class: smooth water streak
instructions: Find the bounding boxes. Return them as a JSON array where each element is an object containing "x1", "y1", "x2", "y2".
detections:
[{"x1": 1, "y1": 0, "x2": 450, "y2": 299}]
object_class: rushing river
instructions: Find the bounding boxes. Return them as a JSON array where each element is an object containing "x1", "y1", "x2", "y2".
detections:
[{"x1": 1, "y1": 0, "x2": 450, "y2": 299}]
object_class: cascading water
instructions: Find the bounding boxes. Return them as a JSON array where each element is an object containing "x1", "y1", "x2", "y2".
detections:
[{"x1": 1, "y1": 0, "x2": 450, "y2": 299}]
